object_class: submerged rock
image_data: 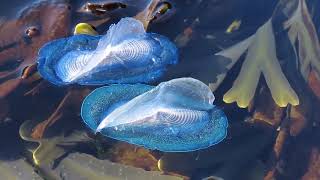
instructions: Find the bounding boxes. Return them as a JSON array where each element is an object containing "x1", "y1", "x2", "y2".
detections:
[
  {"x1": 0, "y1": 158, "x2": 43, "y2": 180},
  {"x1": 52, "y1": 152, "x2": 182, "y2": 180}
]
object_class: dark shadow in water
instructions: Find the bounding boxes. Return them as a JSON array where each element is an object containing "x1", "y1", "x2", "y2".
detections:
[
  {"x1": 0, "y1": 84, "x2": 67, "y2": 161},
  {"x1": 0, "y1": 121, "x2": 24, "y2": 160},
  {"x1": 160, "y1": 122, "x2": 275, "y2": 180}
]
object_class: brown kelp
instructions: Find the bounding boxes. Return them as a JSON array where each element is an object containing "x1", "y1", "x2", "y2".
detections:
[
  {"x1": 30, "y1": 88, "x2": 91, "y2": 139},
  {"x1": 0, "y1": 0, "x2": 71, "y2": 98}
]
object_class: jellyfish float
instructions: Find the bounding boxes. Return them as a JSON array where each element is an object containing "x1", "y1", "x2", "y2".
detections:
[
  {"x1": 37, "y1": 17, "x2": 178, "y2": 86},
  {"x1": 81, "y1": 78, "x2": 228, "y2": 152}
]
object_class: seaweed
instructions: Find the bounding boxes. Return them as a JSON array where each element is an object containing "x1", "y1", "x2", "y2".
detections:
[{"x1": 218, "y1": 19, "x2": 299, "y2": 108}]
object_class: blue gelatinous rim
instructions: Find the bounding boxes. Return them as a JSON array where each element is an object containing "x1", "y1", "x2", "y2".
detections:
[{"x1": 81, "y1": 84, "x2": 228, "y2": 152}]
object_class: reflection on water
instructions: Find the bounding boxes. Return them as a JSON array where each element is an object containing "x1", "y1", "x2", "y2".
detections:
[{"x1": 0, "y1": 0, "x2": 320, "y2": 180}]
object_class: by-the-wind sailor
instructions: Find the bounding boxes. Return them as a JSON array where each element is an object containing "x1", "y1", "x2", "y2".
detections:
[
  {"x1": 81, "y1": 78, "x2": 228, "y2": 152},
  {"x1": 37, "y1": 17, "x2": 178, "y2": 86}
]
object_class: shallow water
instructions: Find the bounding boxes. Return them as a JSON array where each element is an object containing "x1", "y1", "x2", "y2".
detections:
[{"x1": 0, "y1": 0, "x2": 320, "y2": 180}]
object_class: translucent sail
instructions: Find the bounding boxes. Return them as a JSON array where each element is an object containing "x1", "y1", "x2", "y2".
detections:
[{"x1": 97, "y1": 78, "x2": 215, "y2": 130}]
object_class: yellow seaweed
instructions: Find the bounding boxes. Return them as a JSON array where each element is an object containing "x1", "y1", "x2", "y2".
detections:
[
  {"x1": 221, "y1": 19, "x2": 299, "y2": 108},
  {"x1": 74, "y1": 23, "x2": 98, "y2": 35},
  {"x1": 226, "y1": 19, "x2": 242, "y2": 34},
  {"x1": 213, "y1": 35, "x2": 254, "y2": 91},
  {"x1": 284, "y1": 0, "x2": 320, "y2": 81},
  {"x1": 19, "y1": 120, "x2": 90, "y2": 166}
]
